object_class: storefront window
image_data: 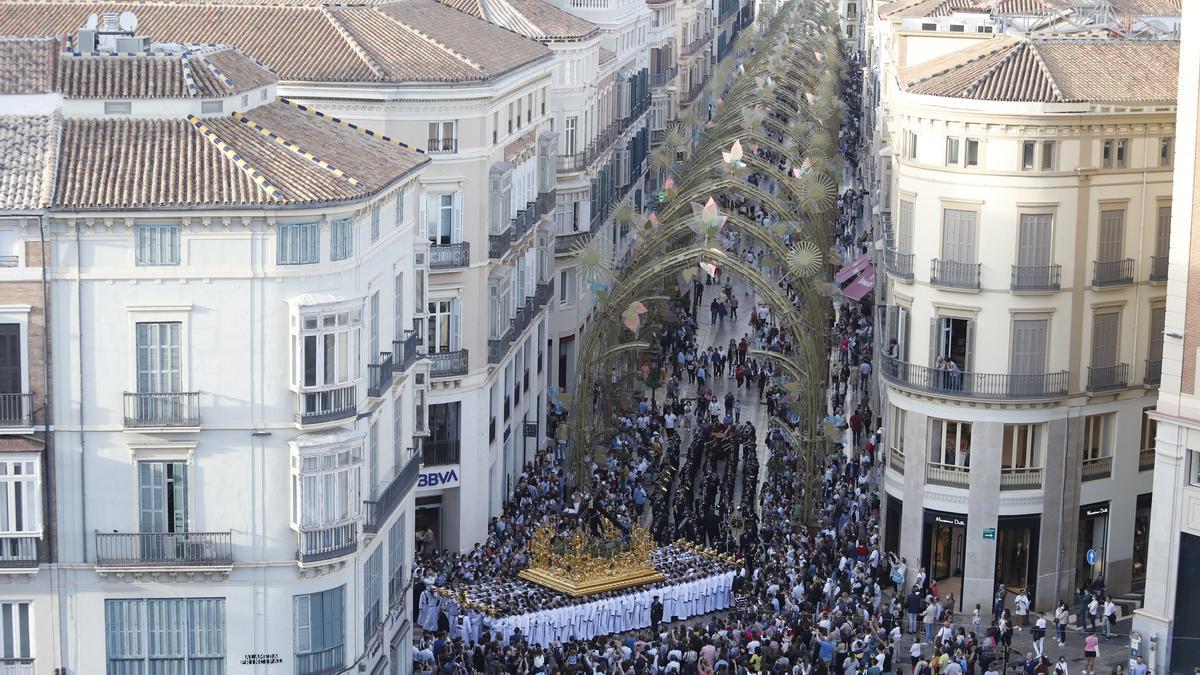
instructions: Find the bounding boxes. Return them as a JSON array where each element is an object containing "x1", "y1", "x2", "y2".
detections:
[
  {"x1": 923, "y1": 510, "x2": 966, "y2": 610},
  {"x1": 995, "y1": 516, "x2": 1039, "y2": 601},
  {"x1": 1077, "y1": 502, "x2": 1110, "y2": 585},
  {"x1": 1132, "y1": 493, "x2": 1152, "y2": 584}
]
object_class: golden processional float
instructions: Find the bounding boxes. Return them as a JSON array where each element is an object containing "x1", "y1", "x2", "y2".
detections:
[{"x1": 519, "y1": 0, "x2": 847, "y2": 597}]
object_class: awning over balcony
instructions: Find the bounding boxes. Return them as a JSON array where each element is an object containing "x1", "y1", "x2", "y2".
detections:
[
  {"x1": 841, "y1": 263, "x2": 875, "y2": 301},
  {"x1": 834, "y1": 252, "x2": 872, "y2": 283}
]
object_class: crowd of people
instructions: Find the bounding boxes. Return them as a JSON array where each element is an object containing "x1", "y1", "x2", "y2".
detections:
[{"x1": 407, "y1": 46, "x2": 1125, "y2": 675}]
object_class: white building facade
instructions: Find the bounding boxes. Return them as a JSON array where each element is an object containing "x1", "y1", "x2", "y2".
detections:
[{"x1": 869, "y1": 23, "x2": 1178, "y2": 614}]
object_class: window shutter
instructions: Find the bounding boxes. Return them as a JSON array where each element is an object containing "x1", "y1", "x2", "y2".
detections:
[
  {"x1": 1156, "y1": 206, "x2": 1171, "y2": 258},
  {"x1": 1091, "y1": 313, "x2": 1119, "y2": 367},
  {"x1": 898, "y1": 201, "x2": 913, "y2": 254},
  {"x1": 139, "y1": 462, "x2": 166, "y2": 534},
  {"x1": 1098, "y1": 210, "x2": 1124, "y2": 262},
  {"x1": 452, "y1": 192, "x2": 464, "y2": 244},
  {"x1": 1149, "y1": 307, "x2": 1166, "y2": 361},
  {"x1": 964, "y1": 319, "x2": 975, "y2": 372},
  {"x1": 929, "y1": 318, "x2": 938, "y2": 367},
  {"x1": 451, "y1": 300, "x2": 462, "y2": 352},
  {"x1": 1018, "y1": 214, "x2": 1051, "y2": 267},
  {"x1": 0, "y1": 325, "x2": 20, "y2": 394}
]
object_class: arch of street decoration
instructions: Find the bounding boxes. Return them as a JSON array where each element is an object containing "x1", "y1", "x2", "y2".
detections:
[{"x1": 565, "y1": 0, "x2": 849, "y2": 526}]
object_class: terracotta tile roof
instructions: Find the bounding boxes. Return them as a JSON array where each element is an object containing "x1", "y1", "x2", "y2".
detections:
[
  {"x1": 900, "y1": 36, "x2": 1178, "y2": 103},
  {"x1": 880, "y1": 0, "x2": 981, "y2": 18},
  {"x1": 0, "y1": 36, "x2": 57, "y2": 94},
  {"x1": 0, "y1": 114, "x2": 58, "y2": 210},
  {"x1": 1112, "y1": 0, "x2": 1181, "y2": 15},
  {"x1": 50, "y1": 101, "x2": 428, "y2": 209},
  {"x1": 450, "y1": 0, "x2": 596, "y2": 41},
  {"x1": 0, "y1": 0, "x2": 550, "y2": 83}
]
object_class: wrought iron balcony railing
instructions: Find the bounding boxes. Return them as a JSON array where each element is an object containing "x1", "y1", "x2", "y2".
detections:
[
  {"x1": 367, "y1": 352, "x2": 394, "y2": 398},
  {"x1": 930, "y1": 259, "x2": 980, "y2": 290},
  {"x1": 887, "y1": 448, "x2": 904, "y2": 474},
  {"x1": 536, "y1": 278, "x2": 555, "y2": 307},
  {"x1": 1086, "y1": 363, "x2": 1129, "y2": 392},
  {"x1": 422, "y1": 438, "x2": 460, "y2": 466},
  {"x1": 364, "y1": 448, "x2": 420, "y2": 533},
  {"x1": 1150, "y1": 255, "x2": 1169, "y2": 282},
  {"x1": 427, "y1": 350, "x2": 468, "y2": 378},
  {"x1": 1144, "y1": 358, "x2": 1162, "y2": 386},
  {"x1": 555, "y1": 229, "x2": 593, "y2": 254},
  {"x1": 650, "y1": 67, "x2": 678, "y2": 87},
  {"x1": 1082, "y1": 456, "x2": 1113, "y2": 481},
  {"x1": 0, "y1": 536, "x2": 37, "y2": 568},
  {"x1": 95, "y1": 531, "x2": 233, "y2": 568},
  {"x1": 884, "y1": 249, "x2": 913, "y2": 281},
  {"x1": 0, "y1": 393, "x2": 31, "y2": 427},
  {"x1": 429, "y1": 242, "x2": 470, "y2": 269},
  {"x1": 880, "y1": 356, "x2": 1068, "y2": 399},
  {"x1": 296, "y1": 384, "x2": 357, "y2": 425},
  {"x1": 1010, "y1": 264, "x2": 1061, "y2": 292},
  {"x1": 1092, "y1": 258, "x2": 1135, "y2": 287},
  {"x1": 1139, "y1": 448, "x2": 1155, "y2": 472},
  {"x1": 294, "y1": 646, "x2": 345, "y2": 675},
  {"x1": 393, "y1": 330, "x2": 420, "y2": 374},
  {"x1": 123, "y1": 392, "x2": 199, "y2": 428},
  {"x1": 297, "y1": 522, "x2": 358, "y2": 564}
]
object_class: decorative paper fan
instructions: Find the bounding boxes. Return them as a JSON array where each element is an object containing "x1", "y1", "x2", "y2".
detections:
[
  {"x1": 621, "y1": 300, "x2": 649, "y2": 334},
  {"x1": 796, "y1": 171, "x2": 837, "y2": 212},
  {"x1": 787, "y1": 241, "x2": 824, "y2": 278}
]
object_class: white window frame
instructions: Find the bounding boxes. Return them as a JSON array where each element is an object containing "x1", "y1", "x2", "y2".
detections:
[
  {"x1": 964, "y1": 138, "x2": 980, "y2": 167},
  {"x1": 0, "y1": 456, "x2": 40, "y2": 536},
  {"x1": 290, "y1": 435, "x2": 365, "y2": 531},
  {"x1": 105, "y1": 598, "x2": 226, "y2": 672},
  {"x1": 1083, "y1": 413, "x2": 1114, "y2": 460},
  {"x1": 929, "y1": 419, "x2": 972, "y2": 468},
  {"x1": 134, "y1": 223, "x2": 181, "y2": 266},
  {"x1": 292, "y1": 300, "x2": 365, "y2": 393},
  {"x1": 278, "y1": 221, "x2": 320, "y2": 265},
  {"x1": 1002, "y1": 423, "x2": 1040, "y2": 469},
  {"x1": 0, "y1": 307, "x2": 31, "y2": 401},
  {"x1": 294, "y1": 586, "x2": 345, "y2": 668},
  {"x1": 0, "y1": 601, "x2": 31, "y2": 661},
  {"x1": 330, "y1": 218, "x2": 353, "y2": 261},
  {"x1": 945, "y1": 137, "x2": 959, "y2": 166}
]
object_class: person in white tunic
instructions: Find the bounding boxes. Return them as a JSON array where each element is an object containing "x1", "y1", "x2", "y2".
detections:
[{"x1": 418, "y1": 587, "x2": 440, "y2": 633}]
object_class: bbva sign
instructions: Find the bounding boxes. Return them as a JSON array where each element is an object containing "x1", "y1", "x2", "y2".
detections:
[{"x1": 417, "y1": 466, "x2": 461, "y2": 491}]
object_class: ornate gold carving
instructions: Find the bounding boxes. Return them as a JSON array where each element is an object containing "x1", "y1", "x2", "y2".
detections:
[{"x1": 518, "y1": 523, "x2": 665, "y2": 597}]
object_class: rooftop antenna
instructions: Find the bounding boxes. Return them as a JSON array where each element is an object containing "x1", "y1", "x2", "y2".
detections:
[{"x1": 117, "y1": 11, "x2": 138, "y2": 33}]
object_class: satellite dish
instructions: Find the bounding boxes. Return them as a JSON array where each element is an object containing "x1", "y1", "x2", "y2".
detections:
[
  {"x1": 117, "y1": 11, "x2": 138, "y2": 32},
  {"x1": 85, "y1": 13, "x2": 98, "y2": 29}
]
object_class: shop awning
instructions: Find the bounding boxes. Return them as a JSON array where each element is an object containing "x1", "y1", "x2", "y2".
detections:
[
  {"x1": 841, "y1": 264, "x2": 876, "y2": 301},
  {"x1": 834, "y1": 253, "x2": 872, "y2": 283}
]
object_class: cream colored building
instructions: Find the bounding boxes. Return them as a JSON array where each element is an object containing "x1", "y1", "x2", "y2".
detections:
[{"x1": 871, "y1": 26, "x2": 1178, "y2": 614}]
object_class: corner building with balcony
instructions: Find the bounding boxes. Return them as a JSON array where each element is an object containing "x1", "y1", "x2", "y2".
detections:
[
  {"x1": 873, "y1": 30, "x2": 1178, "y2": 614},
  {"x1": 0, "y1": 27, "x2": 429, "y2": 674},
  {"x1": 0, "y1": 0, "x2": 566, "y2": 556}
]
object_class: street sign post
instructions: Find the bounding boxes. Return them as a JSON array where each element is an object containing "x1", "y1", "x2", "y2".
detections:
[{"x1": 1086, "y1": 548, "x2": 1098, "y2": 566}]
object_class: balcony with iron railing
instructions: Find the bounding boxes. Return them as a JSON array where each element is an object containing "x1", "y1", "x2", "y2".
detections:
[
  {"x1": 0, "y1": 393, "x2": 31, "y2": 428},
  {"x1": 296, "y1": 384, "x2": 357, "y2": 426},
  {"x1": 429, "y1": 242, "x2": 470, "y2": 269},
  {"x1": 651, "y1": 66, "x2": 678, "y2": 87},
  {"x1": 95, "y1": 531, "x2": 233, "y2": 569},
  {"x1": 364, "y1": 448, "x2": 420, "y2": 533},
  {"x1": 1145, "y1": 358, "x2": 1162, "y2": 386},
  {"x1": 427, "y1": 350, "x2": 468, "y2": 378},
  {"x1": 1011, "y1": 264, "x2": 1061, "y2": 292},
  {"x1": 367, "y1": 352, "x2": 394, "y2": 398},
  {"x1": 0, "y1": 537, "x2": 37, "y2": 568},
  {"x1": 880, "y1": 356, "x2": 1068, "y2": 399},
  {"x1": 427, "y1": 137, "x2": 457, "y2": 153},
  {"x1": 297, "y1": 522, "x2": 358, "y2": 564},
  {"x1": 621, "y1": 95, "x2": 651, "y2": 131},
  {"x1": 555, "y1": 228, "x2": 594, "y2": 254},
  {"x1": 925, "y1": 462, "x2": 970, "y2": 488},
  {"x1": 490, "y1": 189, "x2": 556, "y2": 260},
  {"x1": 930, "y1": 259, "x2": 980, "y2": 290},
  {"x1": 999, "y1": 466, "x2": 1042, "y2": 490},
  {"x1": 556, "y1": 121, "x2": 621, "y2": 174},
  {"x1": 1082, "y1": 456, "x2": 1113, "y2": 481},
  {"x1": 1092, "y1": 258, "x2": 1135, "y2": 287},
  {"x1": 123, "y1": 392, "x2": 200, "y2": 429},
  {"x1": 294, "y1": 646, "x2": 345, "y2": 675},
  {"x1": 488, "y1": 326, "x2": 514, "y2": 365},
  {"x1": 681, "y1": 31, "x2": 713, "y2": 58},
  {"x1": 884, "y1": 249, "x2": 913, "y2": 281},
  {"x1": 422, "y1": 438, "x2": 460, "y2": 466},
  {"x1": 1150, "y1": 255, "x2": 1169, "y2": 283},
  {"x1": 536, "y1": 277, "x2": 555, "y2": 307},
  {"x1": 1086, "y1": 363, "x2": 1129, "y2": 392},
  {"x1": 1139, "y1": 447, "x2": 1155, "y2": 472},
  {"x1": 393, "y1": 330, "x2": 420, "y2": 374}
]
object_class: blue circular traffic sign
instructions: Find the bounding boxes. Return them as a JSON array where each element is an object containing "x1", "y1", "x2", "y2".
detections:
[{"x1": 1086, "y1": 548, "x2": 1098, "y2": 566}]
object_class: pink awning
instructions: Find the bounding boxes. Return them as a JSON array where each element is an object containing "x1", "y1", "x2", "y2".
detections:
[
  {"x1": 841, "y1": 264, "x2": 876, "y2": 301},
  {"x1": 834, "y1": 253, "x2": 872, "y2": 283}
]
